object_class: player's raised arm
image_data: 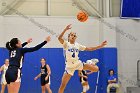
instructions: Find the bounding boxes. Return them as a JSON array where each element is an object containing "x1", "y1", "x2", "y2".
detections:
[
  {"x1": 58, "y1": 24, "x2": 71, "y2": 44},
  {"x1": 21, "y1": 36, "x2": 51, "y2": 53},
  {"x1": 85, "y1": 41, "x2": 107, "y2": 51}
]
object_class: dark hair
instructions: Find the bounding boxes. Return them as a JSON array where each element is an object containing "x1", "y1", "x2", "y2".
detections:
[
  {"x1": 108, "y1": 69, "x2": 115, "y2": 75},
  {"x1": 6, "y1": 38, "x2": 18, "y2": 50},
  {"x1": 41, "y1": 58, "x2": 46, "y2": 61}
]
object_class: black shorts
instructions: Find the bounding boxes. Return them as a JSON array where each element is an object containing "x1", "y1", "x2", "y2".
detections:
[
  {"x1": 41, "y1": 75, "x2": 50, "y2": 86},
  {"x1": 5, "y1": 66, "x2": 21, "y2": 84},
  {"x1": 80, "y1": 77, "x2": 88, "y2": 83}
]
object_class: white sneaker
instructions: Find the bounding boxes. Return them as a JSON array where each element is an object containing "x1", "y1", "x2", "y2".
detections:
[
  {"x1": 91, "y1": 58, "x2": 99, "y2": 65},
  {"x1": 86, "y1": 58, "x2": 99, "y2": 65}
]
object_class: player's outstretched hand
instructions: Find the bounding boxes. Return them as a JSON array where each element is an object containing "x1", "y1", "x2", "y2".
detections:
[
  {"x1": 45, "y1": 76, "x2": 49, "y2": 81},
  {"x1": 100, "y1": 41, "x2": 107, "y2": 47},
  {"x1": 34, "y1": 77, "x2": 38, "y2": 80},
  {"x1": 64, "y1": 24, "x2": 72, "y2": 31},
  {"x1": 27, "y1": 38, "x2": 32, "y2": 43},
  {"x1": 46, "y1": 36, "x2": 51, "y2": 42}
]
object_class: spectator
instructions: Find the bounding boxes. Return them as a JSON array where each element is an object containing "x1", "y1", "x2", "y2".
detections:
[{"x1": 107, "y1": 69, "x2": 119, "y2": 93}]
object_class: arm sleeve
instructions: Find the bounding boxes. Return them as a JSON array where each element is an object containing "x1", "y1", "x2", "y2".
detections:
[
  {"x1": 79, "y1": 44, "x2": 86, "y2": 51},
  {"x1": 21, "y1": 41, "x2": 47, "y2": 54},
  {"x1": 22, "y1": 42, "x2": 28, "y2": 47}
]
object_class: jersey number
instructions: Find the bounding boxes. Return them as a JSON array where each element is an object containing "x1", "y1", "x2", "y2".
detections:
[
  {"x1": 10, "y1": 50, "x2": 16, "y2": 58},
  {"x1": 72, "y1": 52, "x2": 75, "y2": 58}
]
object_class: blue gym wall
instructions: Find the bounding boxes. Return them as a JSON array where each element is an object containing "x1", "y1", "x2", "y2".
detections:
[{"x1": 0, "y1": 48, "x2": 118, "y2": 93}]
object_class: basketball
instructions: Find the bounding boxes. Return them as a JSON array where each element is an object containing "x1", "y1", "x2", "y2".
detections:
[{"x1": 77, "y1": 11, "x2": 88, "y2": 22}]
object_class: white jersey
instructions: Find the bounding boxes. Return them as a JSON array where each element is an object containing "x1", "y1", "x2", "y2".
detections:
[
  {"x1": 1, "y1": 64, "x2": 8, "y2": 85},
  {"x1": 63, "y1": 41, "x2": 86, "y2": 68},
  {"x1": 1, "y1": 64, "x2": 8, "y2": 77}
]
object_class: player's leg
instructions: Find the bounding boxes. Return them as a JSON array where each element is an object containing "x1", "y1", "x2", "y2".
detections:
[
  {"x1": 7, "y1": 82, "x2": 20, "y2": 93},
  {"x1": 41, "y1": 76, "x2": 46, "y2": 93},
  {"x1": 7, "y1": 84, "x2": 11, "y2": 93},
  {"x1": 83, "y1": 64, "x2": 99, "y2": 72},
  {"x1": 12, "y1": 69, "x2": 21, "y2": 93},
  {"x1": 85, "y1": 82, "x2": 90, "y2": 91},
  {"x1": 7, "y1": 84, "x2": 13, "y2": 93},
  {"x1": 82, "y1": 82, "x2": 89, "y2": 93},
  {"x1": 10, "y1": 82, "x2": 20, "y2": 93},
  {"x1": 0, "y1": 84, "x2": 6, "y2": 93},
  {"x1": 41, "y1": 86, "x2": 45, "y2": 93},
  {"x1": 45, "y1": 84, "x2": 52, "y2": 93},
  {"x1": 83, "y1": 59, "x2": 99, "y2": 72},
  {"x1": 82, "y1": 83, "x2": 87, "y2": 93},
  {"x1": 58, "y1": 73, "x2": 72, "y2": 93},
  {"x1": 45, "y1": 76, "x2": 52, "y2": 93},
  {"x1": 6, "y1": 67, "x2": 21, "y2": 93}
]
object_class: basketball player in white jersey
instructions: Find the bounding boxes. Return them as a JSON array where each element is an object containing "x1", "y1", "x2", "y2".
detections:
[
  {"x1": 58, "y1": 24, "x2": 107, "y2": 93},
  {"x1": 0, "y1": 59, "x2": 9, "y2": 93}
]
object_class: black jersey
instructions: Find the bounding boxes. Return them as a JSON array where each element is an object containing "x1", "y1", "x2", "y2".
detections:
[
  {"x1": 8, "y1": 41, "x2": 47, "y2": 69},
  {"x1": 80, "y1": 70, "x2": 88, "y2": 83},
  {"x1": 40, "y1": 64, "x2": 50, "y2": 86},
  {"x1": 41, "y1": 64, "x2": 48, "y2": 76},
  {"x1": 80, "y1": 70, "x2": 87, "y2": 77}
]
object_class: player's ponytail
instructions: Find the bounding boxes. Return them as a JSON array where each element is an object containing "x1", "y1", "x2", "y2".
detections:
[
  {"x1": 6, "y1": 38, "x2": 18, "y2": 50},
  {"x1": 6, "y1": 42, "x2": 12, "y2": 50}
]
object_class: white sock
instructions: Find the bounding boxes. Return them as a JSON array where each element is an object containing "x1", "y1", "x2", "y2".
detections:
[{"x1": 83, "y1": 86, "x2": 87, "y2": 92}]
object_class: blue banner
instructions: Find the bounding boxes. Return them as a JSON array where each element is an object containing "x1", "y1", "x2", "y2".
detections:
[{"x1": 121, "y1": 0, "x2": 140, "y2": 18}]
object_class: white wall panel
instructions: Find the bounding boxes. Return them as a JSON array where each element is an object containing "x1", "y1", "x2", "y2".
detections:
[{"x1": 0, "y1": 16, "x2": 106, "y2": 48}]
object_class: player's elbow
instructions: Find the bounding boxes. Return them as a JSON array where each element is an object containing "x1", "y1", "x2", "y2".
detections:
[
  {"x1": 48, "y1": 72, "x2": 51, "y2": 75},
  {"x1": 58, "y1": 36, "x2": 61, "y2": 40},
  {"x1": 58, "y1": 37, "x2": 64, "y2": 44},
  {"x1": 85, "y1": 48, "x2": 94, "y2": 51}
]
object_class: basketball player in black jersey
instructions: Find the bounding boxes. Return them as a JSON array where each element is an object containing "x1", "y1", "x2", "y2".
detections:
[
  {"x1": 34, "y1": 58, "x2": 52, "y2": 93},
  {"x1": 5, "y1": 36, "x2": 51, "y2": 93},
  {"x1": 78, "y1": 70, "x2": 93, "y2": 93}
]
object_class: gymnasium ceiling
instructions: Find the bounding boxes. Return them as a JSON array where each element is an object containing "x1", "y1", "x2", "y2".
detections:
[{"x1": 0, "y1": 0, "x2": 120, "y2": 17}]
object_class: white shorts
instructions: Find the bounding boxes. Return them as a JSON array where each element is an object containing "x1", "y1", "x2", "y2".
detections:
[
  {"x1": 65, "y1": 60, "x2": 84, "y2": 76},
  {"x1": 1, "y1": 75, "x2": 7, "y2": 85}
]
